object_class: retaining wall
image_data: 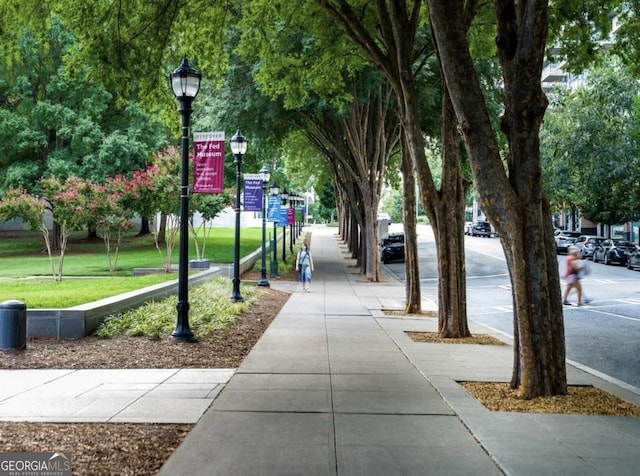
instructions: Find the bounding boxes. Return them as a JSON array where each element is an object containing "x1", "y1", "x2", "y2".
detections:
[{"x1": 26, "y1": 248, "x2": 262, "y2": 339}]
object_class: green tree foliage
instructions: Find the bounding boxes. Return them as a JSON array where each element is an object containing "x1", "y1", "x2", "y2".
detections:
[
  {"x1": 541, "y1": 56, "x2": 640, "y2": 224},
  {"x1": 0, "y1": 19, "x2": 165, "y2": 192}
]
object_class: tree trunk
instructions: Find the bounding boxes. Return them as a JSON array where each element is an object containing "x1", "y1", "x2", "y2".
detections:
[
  {"x1": 400, "y1": 143, "x2": 421, "y2": 313},
  {"x1": 428, "y1": 0, "x2": 567, "y2": 398},
  {"x1": 139, "y1": 217, "x2": 151, "y2": 235},
  {"x1": 435, "y1": 84, "x2": 469, "y2": 338}
]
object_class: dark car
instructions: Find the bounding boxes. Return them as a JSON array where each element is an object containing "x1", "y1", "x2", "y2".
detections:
[
  {"x1": 574, "y1": 235, "x2": 605, "y2": 259},
  {"x1": 470, "y1": 221, "x2": 492, "y2": 237},
  {"x1": 380, "y1": 233, "x2": 405, "y2": 264},
  {"x1": 555, "y1": 231, "x2": 582, "y2": 254},
  {"x1": 626, "y1": 249, "x2": 640, "y2": 271},
  {"x1": 593, "y1": 239, "x2": 637, "y2": 265}
]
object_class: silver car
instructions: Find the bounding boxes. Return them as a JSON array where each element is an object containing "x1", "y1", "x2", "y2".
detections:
[{"x1": 574, "y1": 235, "x2": 605, "y2": 259}]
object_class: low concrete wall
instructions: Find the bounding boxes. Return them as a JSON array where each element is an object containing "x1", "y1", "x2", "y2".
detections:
[{"x1": 26, "y1": 247, "x2": 264, "y2": 339}]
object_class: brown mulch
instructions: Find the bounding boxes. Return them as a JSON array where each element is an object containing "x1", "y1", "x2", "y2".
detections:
[
  {"x1": 461, "y1": 381, "x2": 640, "y2": 417},
  {"x1": 405, "y1": 331, "x2": 507, "y2": 346},
  {"x1": 406, "y1": 331, "x2": 640, "y2": 417},
  {"x1": 0, "y1": 282, "x2": 291, "y2": 476}
]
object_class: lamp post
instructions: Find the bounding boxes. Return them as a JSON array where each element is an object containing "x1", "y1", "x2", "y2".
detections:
[
  {"x1": 290, "y1": 193, "x2": 296, "y2": 251},
  {"x1": 230, "y1": 130, "x2": 248, "y2": 302},
  {"x1": 281, "y1": 190, "x2": 289, "y2": 261},
  {"x1": 257, "y1": 165, "x2": 270, "y2": 287},
  {"x1": 168, "y1": 56, "x2": 200, "y2": 342},
  {"x1": 270, "y1": 182, "x2": 280, "y2": 276}
]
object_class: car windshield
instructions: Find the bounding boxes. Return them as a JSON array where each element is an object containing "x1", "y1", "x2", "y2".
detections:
[{"x1": 613, "y1": 240, "x2": 634, "y2": 247}]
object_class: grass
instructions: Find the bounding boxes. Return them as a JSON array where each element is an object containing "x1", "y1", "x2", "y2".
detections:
[
  {"x1": 0, "y1": 228, "x2": 263, "y2": 277},
  {"x1": 0, "y1": 227, "x2": 267, "y2": 307},
  {"x1": 0, "y1": 276, "x2": 174, "y2": 308}
]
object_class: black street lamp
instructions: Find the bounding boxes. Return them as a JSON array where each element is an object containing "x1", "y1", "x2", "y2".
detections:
[
  {"x1": 257, "y1": 164, "x2": 271, "y2": 287},
  {"x1": 270, "y1": 182, "x2": 280, "y2": 276},
  {"x1": 290, "y1": 193, "x2": 296, "y2": 250},
  {"x1": 169, "y1": 56, "x2": 201, "y2": 342},
  {"x1": 281, "y1": 190, "x2": 289, "y2": 261},
  {"x1": 230, "y1": 130, "x2": 248, "y2": 302}
]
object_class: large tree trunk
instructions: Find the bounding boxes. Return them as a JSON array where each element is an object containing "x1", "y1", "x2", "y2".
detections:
[
  {"x1": 400, "y1": 141, "x2": 421, "y2": 313},
  {"x1": 139, "y1": 217, "x2": 151, "y2": 235},
  {"x1": 435, "y1": 84, "x2": 469, "y2": 337},
  {"x1": 428, "y1": 0, "x2": 567, "y2": 398}
]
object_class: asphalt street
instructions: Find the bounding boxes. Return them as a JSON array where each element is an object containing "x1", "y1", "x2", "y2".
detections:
[{"x1": 385, "y1": 224, "x2": 640, "y2": 391}]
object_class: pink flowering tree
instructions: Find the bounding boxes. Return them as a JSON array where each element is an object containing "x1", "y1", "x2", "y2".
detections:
[
  {"x1": 40, "y1": 176, "x2": 94, "y2": 280},
  {"x1": 93, "y1": 181, "x2": 134, "y2": 272},
  {"x1": 0, "y1": 188, "x2": 55, "y2": 275},
  {"x1": 149, "y1": 147, "x2": 181, "y2": 272}
]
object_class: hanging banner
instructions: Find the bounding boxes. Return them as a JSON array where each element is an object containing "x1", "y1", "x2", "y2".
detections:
[
  {"x1": 267, "y1": 195, "x2": 281, "y2": 222},
  {"x1": 193, "y1": 131, "x2": 225, "y2": 193},
  {"x1": 243, "y1": 174, "x2": 263, "y2": 212},
  {"x1": 278, "y1": 208, "x2": 288, "y2": 227},
  {"x1": 287, "y1": 207, "x2": 295, "y2": 225}
]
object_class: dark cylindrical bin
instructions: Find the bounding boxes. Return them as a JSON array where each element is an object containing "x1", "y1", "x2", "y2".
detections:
[{"x1": 0, "y1": 300, "x2": 27, "y2": 350}]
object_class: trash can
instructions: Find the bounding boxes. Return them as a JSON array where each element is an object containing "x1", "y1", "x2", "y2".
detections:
[{"x1": 0, "y1": 300, "x2": 27, "y2": 350}]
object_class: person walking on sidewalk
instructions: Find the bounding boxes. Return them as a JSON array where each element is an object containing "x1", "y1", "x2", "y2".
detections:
[
  {"x1": 296, "y1": 241, "x2": 314, "y2": 292},
  {"x1": 562, "y1": 246, "x2": 589, "y2": 306}
]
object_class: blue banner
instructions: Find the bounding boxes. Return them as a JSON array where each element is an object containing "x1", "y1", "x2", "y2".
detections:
[{"x1": 267, "y1": 195, "x2": 281, "y2": 221}]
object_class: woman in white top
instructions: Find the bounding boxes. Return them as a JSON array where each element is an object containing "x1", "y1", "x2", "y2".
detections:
[{"x1": 295, "y1": 242, "x2": 314, "y2": 292}]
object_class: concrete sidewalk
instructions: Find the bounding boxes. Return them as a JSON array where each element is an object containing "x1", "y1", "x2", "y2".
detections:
[
  {"x1": 0, "y1": 368, "x2": 233, "y2": 423},
  {"x1": 158, "y1": 225, "x2": 640, "y2": 476}
]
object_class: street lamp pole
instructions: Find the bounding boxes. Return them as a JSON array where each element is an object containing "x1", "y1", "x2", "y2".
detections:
[
  {"x1": 168, "y1": 56, "x2": 200, "y2": 342},
  {"x1": 257, "y1": 165, "x2": 270, "y2": 287},
  {"x1": 281, "y1": 190, "x2": 289, "y2": 262},
  {"x1": 290, "y1": 193, "x2": 296, "y2": 251},
  {"x1": 230, "y1": 130, "x2": 248, "y2": 302}
]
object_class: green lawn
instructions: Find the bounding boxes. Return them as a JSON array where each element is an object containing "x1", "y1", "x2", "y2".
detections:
[{"x1": 0, "y1": 227, "x2": 266, "y2": 307}]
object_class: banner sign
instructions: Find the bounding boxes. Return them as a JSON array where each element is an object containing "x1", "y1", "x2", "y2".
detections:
[
  {"x1": 243, "y1": 174, "x2": 263, "y2": 212},
  {"x1": 278, "y1": 206, "x2": 288, "y2": 226},
  {"x1": 267, "y1": 195, "x2": 281, "y2": 222},
  {"x1": 287, "y1": 207, "x2": 295, "y2": 225},
  {"x1": 193, "y1": 132, "x2": 224, "y2": 193}
]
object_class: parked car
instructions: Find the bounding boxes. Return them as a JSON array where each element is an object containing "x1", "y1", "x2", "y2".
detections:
[
  {"x1": 555, "y1": 231, "x2": 582, "y2": 254},
  {"x1": 380, "y1": 232, "x2": 405, "y2": 264},
  {"x1": 593, "y1": 239, "x2": 637, "y2": 265},
  {"x1": 464, "y1": 222, "x2": 473, "y2": 235},
  {"x1": 626, "y1": 249, "x2": 640, "y2": 271},
  {"x1": 574, "y1": 235, "x2": 605, "y2": 259},
  {"x1": 470, "y1": 221, "x2": 492, "y2": 237}
]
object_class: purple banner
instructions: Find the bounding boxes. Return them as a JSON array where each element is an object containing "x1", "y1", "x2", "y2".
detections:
[
  {"x1": 193, "y1": 132, "x2": 224, "y2": 193},
  {"x1": 243, "y1": 176, "x2": 263, "y2": 212}
]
